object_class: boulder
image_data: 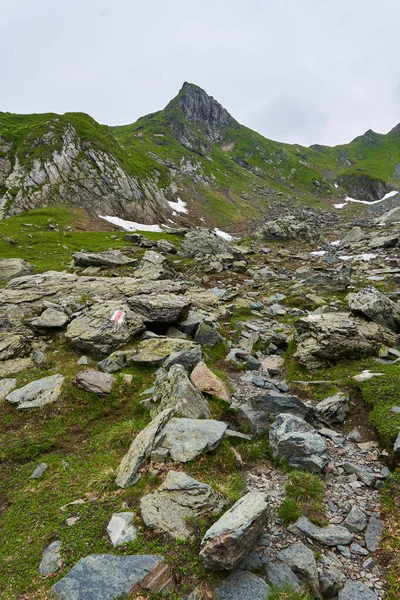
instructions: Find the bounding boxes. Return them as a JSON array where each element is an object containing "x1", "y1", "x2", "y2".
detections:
[
  {"x1": 264, "y1": 561, "x2": 301, "y2": 589},
  {"x1": 140, "y1": 471, "x2": 225, "y2": 540},
  {"x1": 344, "y1": 506, "x2": 367, "y2": 533},
  {"x1": 115, "y1": 408, "x2": 174, "y2": 488},
  {"x1": 156, "y1": 239, "x2": 177, "y2": 254},
  {"x1": 200, "y1": 492, "x2": 269, "y2": 570},
  {"x1": 6, "y1": 374, "x2": 64, "y2": 409},
  {"x1": 375, "y1": 202, "x2": 400, "y2": 225},
  {"x1": 343, "y1": 462, "x2": 375, "y2": 487},
  {"x1": 214, "y1": 570, "x2": 270, "y2": 600},
  {"x1": 130, "y1": 338, "x2": 197, "y2": 366},
  {"x1": 269, "y1": 414, "x2": 328, "y2": 472},
  {"x1": 153, "y1": 418, "x2": 227, "y2": 463},
  {"x1": 238, "y1": 392, "x2": 312, "y2": 435},
  {"x1": 338, "y1": 580, "x2": 378, "y2": 600},
  {"x1": 190, "y1": 361, "x2": 231, "y2": 402},
  {"x1": 0, "y1": 258, "x2": 33, "y2": 281},
  {"x1": 257, "y1": 216, "x2": 323, "y2": 244},
  {"x1": 65, "y1": 301, "x2": 145, "y2": 358},
  {"x1": 0, "y1": 377, "x2": 17, "y2": 400},
  {"x1": 29, "y1": 308, "x2": 69, "y2": 329},
  {"x1": 349, "y1": 286, "x2": 400, "y2": 332},
  {"x1": 294, "y1": 312, "x2": 398, "y2": 370},
  {"x1": 39, "y1": 540, "x2": 62, "y2": 576},
  {"x1": 315, "y1": 394, "x2": 350, "y2": 426},
  {"x1": 106, "y1": 512, "x2": 137, "y2": 546},
  {"x1": 50, "y1": 554, "x2": 172, "y2": 599},
  {"x1": 318, "y1": 555, "x2": 345, "y2": 598},
  {"x1": 73, "y1": 250, "x2": 137, "y2": 268},
  {"x1": 127, "y1": 294, "x2": 190, "y2": 324},
  {"x1": 134, "y1": 250, "x2": 175, "y2": 280},
  {"x1": 163, "y1": 344, "x2": 202, "y2": 371},
  {"x1": 148, "y1": 364, "x2": 211, "y2": 419},
  {"x1": 295, "y1": 516, "x2": 353, "y2": 546},
  {"x1": 75, "y1": 370, "x2": 115, "y2": 396},
  {"x1": 277, "y1": 542, "x2": 319, "y2": 598},
  {"x1": 340, "y1": 226, "x2": 365, "y2": 247},
  {"x1": 180, "y1": 228, "x2": 241, "y2": 259},
  {"x1": 123, "y1": 233, "x2": 156, "y2": 247},
  {"x1": 365, "y1": 513, "x2": 383, "y2": 552},
  {"x1": 194, "y1": 321, "x2": 223, "y2": 347}
]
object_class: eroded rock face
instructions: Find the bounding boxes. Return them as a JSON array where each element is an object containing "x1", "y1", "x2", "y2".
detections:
[
  {"x1": 73, "y1": 250, "x2": 137, "y2": 268},
  {"x1": 140, "y1": 471, "x2": 225, "y2": 540},
  {"x1": 65, "y1": 301, "x2": 145, "y2": 358},
  {"x1": 0, "y1": 258, "x2": 34, "y2": 281},
  {"x1": 349, "y1": 286, "x2": 400, "y2": 332},
  {"x1": 200, "y1": 492, "x2": 269, "y2": 570},
  {"x1": 294, "y1": 312, "x2": 398, "y2": 370}
]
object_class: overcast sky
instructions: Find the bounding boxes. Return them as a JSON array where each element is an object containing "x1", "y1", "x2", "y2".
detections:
[{"x1": 1, "y1": 0, "x2": 400, "y2": 146}]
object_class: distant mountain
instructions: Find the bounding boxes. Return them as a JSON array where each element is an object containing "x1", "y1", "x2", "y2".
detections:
[{"x1": 0, "y1": 82, "x2": 399, "y2": 226}]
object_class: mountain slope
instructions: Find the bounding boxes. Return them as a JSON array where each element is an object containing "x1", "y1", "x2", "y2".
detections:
[{"x1": 1, "y1": 82, "x2": 400, "y2": 226}]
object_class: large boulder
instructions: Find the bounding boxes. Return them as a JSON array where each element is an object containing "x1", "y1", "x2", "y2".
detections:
[
  {"x1": 50, "y1": 554, "x2": 172, "y2": 599},
  {"x1": 65, "y1": 301, "x2": 145, "y2": 359},
  {"x1": 180, "y1": 228, "x2": 240, "y2": 259},
  {"x1": 73, "y1": 250, "x2": 137, "y2": 268},
  {"x1": 269, "y1": 414, "x2": 328, "y2": 473},
  {"x1": 200, "y1": 492, "x2": 269, "y2": 570},
  {"x1": 127, "y1": 294, "x2": 190, "y2": 324},
  {"x1": 0, "y1": 258, "x2": 33, "y2": 281},
  {"x1": 130, "y1": 338, "x2": 197, "y2": 366},
  {"x1": 339, "y1": 226, "x2": 365, "y2": 248},
  {"x1": 349, "y1": 286, "x2": 400, "y2": 332},
  {"x1": 140, "y1": 471, "x2": 225, "y2": 540},
  {"x1": 238, "y1": 391, "x2": 312, "y2": 435},
  {"x1": 294, "y1": 312, "x2": 398, "y2": 370},
  {"x1": 115, "y1": 408, "x2": 174, "y2": 488},
  {"x1": 190, "y1": 361, "x2": 231, "y2": 402},
  {"x1": 148, "y1": 364, "x2": 211, "y2": 419},
  {"x1": 315, "y1": 394, "x2": 350, "y2": 426},
  {"x1": 6, "y1": 374, "x2": 64, "y2": 409},
  {"x1": 29, "y1": 308, "x2": 69, "y2": 330},
  {"x1": 134, "y1": 251, "x2": 175, "y2": 280},
  {"x1": 256, "y1": 216, "x2": 323, "y2": 244},
  {"x1": 375, "y1": 202, "x2": 400, "y2": 225}
]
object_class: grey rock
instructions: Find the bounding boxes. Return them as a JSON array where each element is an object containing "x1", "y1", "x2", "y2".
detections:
[
  {"x1": 214, "y1": 570, "x2": 270, "y2": 600},
  {"x1": 115, "y1": 408, "x2": 174, "y2": 488},
  {"x1": 154, "y1": 417, "x2": 227, "y2": 462},
  {"x1": 340, "y1": 226, "x2": 365, "y2": 247},
  {"x1": 135, "y1": 250, "x2": 175, "y2": 280},
  {"x1": 277, "y1": 542, "x2": 319, "y2": 597},
  {"x1": 180, "y1": 228, "x2": 241, "y2": 259},
  {"x1": 6, "y1": 374, "x2": 64, "y2": 409},
  {"x1": 66, "y1": 301, "x2": 145, "y2": 358},
  {"x1": 318, "y1": 555, "x2": 345, "y2": 598},
  {"x1": 128, "y1": 294, "x2": 190, "y2": 324},
  {"x1": 350, "y1": 543, "x2": 369, "y2": 556},
  {"x1": 77, "y1": 355, "x2": 90, "y2": 366},
  {"x1": 365, "y1": 513, "x2": 383, "y2": 552},
  {"x1": 75, "y1": 370, "x2": 115, "y2": 396},
  {"x1": 257, "y1": 216, "x2": 324, "y2": 244},
  {"x1": 347, "y1": 427, "x2": 362, "y2": 442},
  {"x1": 156, "y1": 239, "x2": 177, "y2": 254},
  {"x1": 315, "y1": 394, "x2": 349, "y2": 425},
  {"x1": 39, "y1": 540, "x2": 62, "y2": 576},
  {"x1": 0, "y1": 258, "x2": 33, "y2": 281},
  {"x1": 264, "y1": 561, "x2": 301, "y2": 589},
  {"x1": 344, "y1": 506, "x2": 367, "y2": 532},
  {"x1": 295, "y1": 516, "x2": 353, "y2": 546},
  {"x1": 343, "y1": 462, "x2": 375, "y2": 487},
  {"x1": 349, "y1": 286, "x2": 400, "y2": 332},
  {"x1": 394, "y1": 431, "x2": 400, "y2": 453},
  {"x1": 194, "y1": 321, "x2": 222, "y2": 347},
  {"x1": 31, "y1": 462, "x2": 48, "y2": 479},
  {"x1": 238, "y1": 547, "x2": 271, "y2": 570},
  {"x1": 269, "y1": 414, "x2": 328, "y2": 473},
  {"x1": 375, "y1": 203, "x2": 400, "y2": 225},
  {"x1": 200, "y1": 492, "x2": 269, "y2": 570},
  {"x1": 130, "y1": 337, "x2": 197, "y2": 366},
  {"x1": 163, "y1": 344, "x2": 202, "y2": 371},
  {"x1": 337, "y1": 545, "x2": 351, "y2": 559},
  {"x1": 338, "y1": 580, "x2": 378, "y2": 600},
  {"x1": 50, "y1": 554, "x2": 170, "y2": 599},
  {"x1": 29, "y1": 308, "x2": 69, "y2": 329},
  {"x1": 140, "y1": 470, "x2": 225, "y2": 540},
  {"x1": 238, "y1": 391, "x2": 312, "y2": 435},
  {"x1": 73, "y1": 250, "x2": 137, "y2": 268},
  {"x1": 149, "y1": 364, "x2": 211, "y2": 419},
  {"x1": 0, "y1": 377, "x2": 17, "y2": 399},
  {"x1": 106, "y1": 512, "x2": 137, "y2": 546}
]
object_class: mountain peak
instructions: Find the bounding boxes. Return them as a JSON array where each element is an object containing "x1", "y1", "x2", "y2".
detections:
[{"x1": 175, "y1": 81, "x2": 235, "y2": 132}]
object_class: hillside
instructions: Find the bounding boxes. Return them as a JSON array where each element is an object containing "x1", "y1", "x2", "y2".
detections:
[{"x1": 1, "y1": 82, "x2": 400, "y2": 228}]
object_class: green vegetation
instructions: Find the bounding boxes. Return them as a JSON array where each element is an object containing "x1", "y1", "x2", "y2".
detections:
[
  {"x1": 278, "y1": 471, "x2": 327, "y2": 526},
  {"x1": 268, "y1": 584, "x2": 313, "y2": 600},
  {"x1": 381, "y1": 470, "x2": 400, "y2": 600}
]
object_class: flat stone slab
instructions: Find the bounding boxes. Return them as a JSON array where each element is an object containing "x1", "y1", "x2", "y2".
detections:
[
  {"x1": 214, "y1": 570, "x2": 270, "y2": 600},
  {"x1": 154, "y1": 418, "x2": 227, "y2": 462},
  {"x1": 365, "y1": 513, "x2": 383, "y2": 552},
  {"x1": 140, "y1": 470, "x2": 225, "y2": 540},
  {"x1": 343, "y1": 462, "x2": 375, "y2": 487},
  {"x1": 75, "y1": 370, "x2": 115, "y2": 396},
  {"x1": 106, "y1": 512, "x2": 137, "y2": 547},
  {"x1": 50, "y1": 553, "x2": 169, "y2": 599},
  {"x1": 128, "y1": 294, "x2": 191, "y2": 324},
  {"x1": 73, "y1": 250, "x2": 137, "y2": 268},
  {"x1": 29, "y1": 308, "x2": 69, "y2": 329},
  {"x1": 130, "y1": 338, "x2": 197, "y2": 366},
  {"x1": 6, "y1": 374, "x2": 64, "y2": 409},
  {"x1": 295, "y1": 516, "x2": 353, "y2": 546},
  {"x1": 39, "y1": 540, "x2": 62, "y2": 576}
]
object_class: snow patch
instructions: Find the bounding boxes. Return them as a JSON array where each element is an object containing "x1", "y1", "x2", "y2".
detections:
[
  {"x1": 334, "y1": 190, "x2": 399, "y2": 209},
  {"x1": 339, "y1": 253, "x2": 377, "y2": 262},
  {"x1": 330, "y1": 240, "x2": 341, "y2": 246},
  {"x1": 310, "y1": 250, "x2": 327, "y2": 257},
  {"x1": 99, "y1": 215, "x2": 165, "y2": 233},
  {"x1": 214, "y1": 228, "x2": 235, "y2": 241},
  {"x1": 168, "y1": 197, "x2": 188, "y2": 214}
]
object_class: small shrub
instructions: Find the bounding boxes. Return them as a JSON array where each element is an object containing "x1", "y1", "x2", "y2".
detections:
[{"x1": 277, "y1": 498, "x2": 302, "y2": 524}]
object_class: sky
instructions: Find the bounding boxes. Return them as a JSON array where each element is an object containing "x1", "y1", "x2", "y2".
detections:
[{"x1": 1, "y1": 0, "x2": 400, "y2": 147}]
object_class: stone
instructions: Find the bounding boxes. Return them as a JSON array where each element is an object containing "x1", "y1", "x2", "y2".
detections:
[
  {"x1": 0, "y1": 258, "x2": 33, "y2": 281},
  {"x1": 318, "y1": 555, "x2": 345, "y2": 598},
  {"x1": 29, "y1": 308, "x2": 69, "y2": 329},
  {"x1": 238, "y1": 392, "x2": 312, "y2": 435},
  {"x1": 338, "y1": 580, "x2": 378, "y2": 600},
  {"x1": 295, "y1": 516, "x2": 353, "y2": 546},
  {"x1": 350, "y1": 543, "x2": 369, "y2": 556},
  {"x1": 349, "y1": 286, "x2": 400, "y2": 332},
  {"x1": 73, "y1": 250, "x2": 137, "y2": 268},
  {"x1": 269, "y1": 414, "x2": 328, "y2": 473},
  {"x1": 315, "y1": 393, "x2": 349, "y2": 425},
  {"x1": 65, "y1": 301, "x2": 145, "y2": 359},
  {"x1": 148, "y1": 364, "x2": 211, "y2": 419},
  {"x1": 365, "y1": 513, "x2": 383, "y2": 552},
  {"x1": 257, "y1": 216, "x2": 323, "y2": 244},
  {"x1": 340, "y1": 226, "x2": 365, "y2": 247},
  {"x1": 128, "y1": 294, "x2": 190, "y2": 324},
  {"x1": 77, "y1": 355, "x2": 90, "y2": 366},
  {"x1": 277, "y1": 542, "x2": 319, "y2": 597},
  {"x1": 294, "y1": 312, "x2": 398, "y2": 370},
  {"x1": 344, "y1": 505, "x2": 367, "y2": 532},
  {"x1": 190, "y1": 361, "x2": 230, "y2": 402},
  {"x1": 135, "y1": 250, "x2": 175, "y2": 280},
  {"x1": 375, "y1": 203, "x2": 400, "y2": 225},
  {"x1": 200, "y1": 492, "x2": 269, "y2": 570},
  {"x1": 130, "y1": 338, "x2": 197, "y2": 366},
  {"x1": 153, "y1": 418, "x2": 227, "y2": 462},
  {"x1": 50, "y1": 554, "x2": 172, "y2": 599},
  {"x1": 347, "y1": 427, "x2": 362, "y2": 442},
  {"x1": 123, "y1": 233, "x2": 156, "y2": 247},
  {"x1": 180, "y1": 228, "x2": 241, "y2": 259},
  {"x1": 163, "y1": 344, "x2": 202, "y2": 371},
  {"x1": 75, "y1": 370, "x2": 115, "y2": 396},
  {"x1": 106, "y1": 512, "x2": 137, "y2": 546},
  {"x1": 6, "y1": 374, "x2": 64, "y2": 409},
  {"x1": 194, "y1": 321, "x2": 222, "y2": 347},
  {"x1": 39, "y1": 540, "x2": 62, "y2": 576},
  {"x1": 30, "y1": 462, "x2": 48, "y2": 479},
  {"x1": 343, "y1": 462, "x2": 375, "y2": 487},
  {"x1": 156, "y1": 239, "x2": 177, "y2": 254},
  {"x1": 264, "y1": 561, "x2": 301, "y2": 589},
  {"x1": 214, "y1": 570, "x2": 270, "y2": 600},
  {"x1": 0, "y1": 377, "x2": 17, "y2": 400},
  {"x1": 115, "y1": 408, "x2": 174, "y2": 488},
  {"x1": 140, "y1": 471, "x2": 225, "y2": 540}
]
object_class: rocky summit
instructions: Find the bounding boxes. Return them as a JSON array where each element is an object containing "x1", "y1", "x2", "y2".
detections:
[{"x1": 1, "y1": 87, "x2": 400, "y2": 600}]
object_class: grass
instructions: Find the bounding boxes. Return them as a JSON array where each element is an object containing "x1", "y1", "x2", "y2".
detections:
[
  {"x1": 268, "y1": 584, "x2": 313, "y2": 600},
  {"x1": 278, "y1": 471, "x2": 327, "y2": 526},
  {"x1": 381, "y1": 470, "x2": 400, "y2": 600}
]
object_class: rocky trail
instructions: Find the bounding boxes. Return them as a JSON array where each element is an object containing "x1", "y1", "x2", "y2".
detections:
[{"x1": 0, "y1": 209, "x2": 400, "y2": 600}]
